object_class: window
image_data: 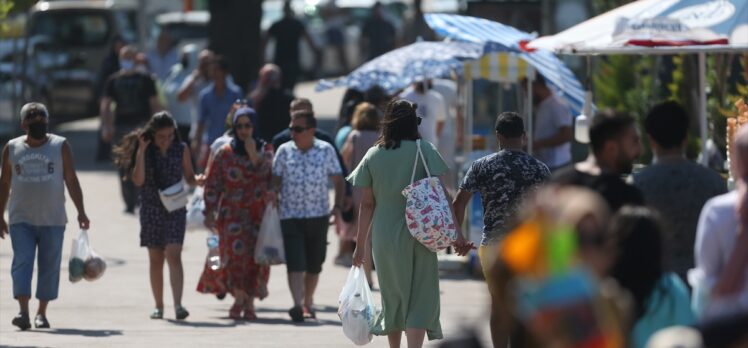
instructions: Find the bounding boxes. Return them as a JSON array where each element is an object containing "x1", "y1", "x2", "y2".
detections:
[{"x1": 30, "y1": 11, "x2": 111, "y2": 47}]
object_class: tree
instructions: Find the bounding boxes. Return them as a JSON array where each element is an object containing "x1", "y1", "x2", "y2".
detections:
[{"x1": 208, "y1": 0, "x2": 263, "y2": 93}]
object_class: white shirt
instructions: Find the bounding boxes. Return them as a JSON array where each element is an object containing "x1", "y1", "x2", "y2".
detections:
[
  {"x1": 163, "y1": 65, "x2": 193, "y2": 126},
  {"x1": 272, "y1": 139, "x2": 342, "y2": 219},
  {"x1": 430, "y1": 79, "x2": 458, "y2": 161},
  {"x1": 399, "y1": 87, "x2": 446, "y2": 147},
  {"x1": 693, "y1": 190, "x2": 748, "y2": 319},
  {"x1": 534, "y1": 95, "x2": 572, "y2": 168}
]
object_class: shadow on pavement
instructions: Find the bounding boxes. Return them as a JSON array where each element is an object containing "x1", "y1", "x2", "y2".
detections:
[
  {"x1": 254, "y1": 305, "x2": 337, "y2": 314},
  {"x1": 165, "y1": 319, "x2": 241, "y2": 328},
  {"x1": 250, "y1": 317, "x2": 342, "y2": 327},
  {"x1": 34, "y1": 328, "x2": 123, "y2": 337}
]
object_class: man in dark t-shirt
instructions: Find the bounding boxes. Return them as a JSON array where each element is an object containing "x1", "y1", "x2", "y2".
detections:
[
  {"x1": 551, "y1": 110, "x2": 644, "y2": 212},
  {"x1": 100, "y1": 45, "x2": 162, "y2": 213},
  {"x1": 361, "y1": 2, "x2": 396, "y2": 61},
  {"x1": 262, "y1": 1, "x2": 319, "y2": 91}
]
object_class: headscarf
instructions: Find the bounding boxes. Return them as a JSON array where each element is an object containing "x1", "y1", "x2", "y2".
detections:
[{"x1": 230, "y1": 107, "x2": 265, "y2": 157}]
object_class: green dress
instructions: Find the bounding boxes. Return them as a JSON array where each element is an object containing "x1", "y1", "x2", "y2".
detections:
[{"x1": 346, "y1": 140, "x2": 448, "y2": 340}]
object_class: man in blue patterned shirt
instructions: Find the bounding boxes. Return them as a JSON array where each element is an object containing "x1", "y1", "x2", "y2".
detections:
[
  {"x1": 272, "y1": 110, "x2": 346, "y2": 322},
  {"x1": 452, "y1": 111, "x2": 550, "y2": 347}
]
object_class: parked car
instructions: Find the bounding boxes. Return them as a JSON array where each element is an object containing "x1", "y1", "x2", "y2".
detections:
[{"x1": 15, "y1": 0, "x2": 140, "y2": 122}]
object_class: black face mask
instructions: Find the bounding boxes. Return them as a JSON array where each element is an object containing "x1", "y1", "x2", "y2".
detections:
[{"x1": 28, "y1": 122, "x2": 48, "y2": 140}]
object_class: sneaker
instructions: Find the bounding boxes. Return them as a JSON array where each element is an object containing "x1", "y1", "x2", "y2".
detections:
[
  {"x1": 288, "y1": 306, "x2": 304, "y2": 322},
  {"x1": 11, "y1": 312, "x2": 31, "y2": 331},
  {"x1": 34, "y1": 314, "x2": 50, "y2": 329},
  {"x1": 175, "y1": 306, "x2": 190, "y2": 320}
]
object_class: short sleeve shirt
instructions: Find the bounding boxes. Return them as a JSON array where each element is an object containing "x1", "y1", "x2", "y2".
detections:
[
  {"x1": 104, "y1": 71, "x2": 157, "y2": 126},
  {"x1": 198, "y1": 83, "x2": 243, "y2": 144},
  {"x1": 534, "y1": 95, "x2": 572, "y2": 168},
  {"x1": 460, "y1": 150, "x2": 550, "y2": 245},
  {"x1": 273, "y1": 139, "x2": 343, "y2": 219}
]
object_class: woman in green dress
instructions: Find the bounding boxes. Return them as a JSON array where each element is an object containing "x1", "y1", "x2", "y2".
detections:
[{"x1": 348, "y1": 100, "x2": 473, "y2": 348}]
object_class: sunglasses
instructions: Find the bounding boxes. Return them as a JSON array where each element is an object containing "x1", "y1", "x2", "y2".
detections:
[
  {"x1": 289, "y1": 126, "x2": 309, "y2": 133},
  {"x1": 235, "y1": 123, "x2": 253, "y2": 130},
  {"x1": 24, "y1": 111, "x2": 47, "y2": 120}
]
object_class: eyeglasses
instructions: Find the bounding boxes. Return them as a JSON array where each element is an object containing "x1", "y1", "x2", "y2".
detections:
[
  {"x1": 234, "y1": 99, "x2": 248, "y2": 105},
  {"x1": 289, "y1": 126, "x2": 309, "y2": 133},
  {"x1": 235, "y1": 123, "x2": 253, "y2": 130},
  {"x1": 416, "y1": 116, "x2": 422, "y2": 126}
]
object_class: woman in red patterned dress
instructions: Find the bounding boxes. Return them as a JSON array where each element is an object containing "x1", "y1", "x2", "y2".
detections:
[{"x1": 196, "y1": 107, "x2": 275, "y2": 320}]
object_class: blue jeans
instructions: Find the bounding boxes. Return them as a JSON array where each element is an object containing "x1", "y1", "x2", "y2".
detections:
[{"x1": 10, "y1": 223, "x2": 66, "y2": 301}]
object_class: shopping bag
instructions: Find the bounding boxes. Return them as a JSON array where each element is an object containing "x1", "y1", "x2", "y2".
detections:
[
  {"x1": 255, "y1": 205, "x2": 286, "y2": 265},
  {"x1": 338, "y1": 266, "x2": 378, "y2": 345},
  {"x1": 158, "y1": 179, "x2": 189, "y2": 212},
  {"x1": 68, "y1": 230, "x2": 107, "y2": 283},
  {"x1": 186, "y1": 186, "x2": 205, "y2": 231},
  {"x1": 401, "y1": 140, "x2": 457, "y2": 252}
]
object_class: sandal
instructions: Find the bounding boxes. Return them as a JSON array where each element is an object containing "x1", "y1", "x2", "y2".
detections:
[
  {"x1": 288, "y1": 306, "x2": 304, "y2": 322},
  {"x1": 229, "y1": 304, "x2": 242, "y2": 320},
  {"x1": 243, "y1": 304, "x2": 257, "y2": 320},
  {"x1": 175, "y1": 306, "x2": 190, "y2": 320},
  {"x1": 150, "y1": 308, "x2": 163, "y2": 320},
  {"x1": 303, "y1": 306, "x2": 316, "y2": 319}
]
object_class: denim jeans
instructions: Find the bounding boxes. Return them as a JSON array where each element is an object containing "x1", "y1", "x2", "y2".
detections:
[{"x1": 10, "y1": 223, "x2": 66, "y2": 301}]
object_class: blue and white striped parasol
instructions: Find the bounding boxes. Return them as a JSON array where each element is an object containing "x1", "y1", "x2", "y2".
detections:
[
  {"x1": 315, "y1": 41, "x2": 484, "y2": 94},
  {"x1": 424, "y1": 13, "x2": 587, "y2": 114}
]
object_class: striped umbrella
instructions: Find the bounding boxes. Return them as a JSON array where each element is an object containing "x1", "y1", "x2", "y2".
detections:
[
  {"x1": 315, "y1": 41, "x2": 484, "y2": 94},
  {"x1": 424, "y1": 13, "x2": 587, "y2": 114}
]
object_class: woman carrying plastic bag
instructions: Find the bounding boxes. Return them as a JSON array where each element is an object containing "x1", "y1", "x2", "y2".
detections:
[{"x1": 339, "y1": 266, "x2": 379, "y2": 345}]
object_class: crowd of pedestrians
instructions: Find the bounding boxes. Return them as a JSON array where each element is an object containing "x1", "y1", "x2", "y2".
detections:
[{"x1": 2, "y1": 13, "x2": 747, "y2": 348}]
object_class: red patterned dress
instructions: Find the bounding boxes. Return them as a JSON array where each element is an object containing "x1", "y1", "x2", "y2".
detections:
[{"x1": 196, "y1": 142, "x2": 274, "y2": 299}]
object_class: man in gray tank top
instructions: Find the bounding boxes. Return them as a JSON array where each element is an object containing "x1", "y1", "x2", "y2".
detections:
[{"x1": 0, "y1": 103, "x2": 90, "y2": 330}]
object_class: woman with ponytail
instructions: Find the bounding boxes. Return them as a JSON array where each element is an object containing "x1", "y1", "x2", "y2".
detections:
[{"x1": 114, "y1": 111, "x2": 203, "y2": 320}]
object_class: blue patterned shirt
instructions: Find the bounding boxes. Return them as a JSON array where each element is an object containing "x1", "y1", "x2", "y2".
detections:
[
  {"x1": 273, "y1": 139, "x2": 342, "y2": 219},
  {"x1": 461, "y1": 149, "x2": 550, "y2": 245}
]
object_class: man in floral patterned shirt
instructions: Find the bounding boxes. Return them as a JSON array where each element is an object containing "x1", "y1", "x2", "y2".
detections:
[
  {"x1": 452, "y1": 111, "x2": 550, "y2": 347},
  {"x1": 272, "y1": 110, "x2": 346, "y2": 322}
]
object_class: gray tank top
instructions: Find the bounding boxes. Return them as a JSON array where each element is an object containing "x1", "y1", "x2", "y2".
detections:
[{"x1": 8, "y1": 134, "x2": 68, "y2": 226}]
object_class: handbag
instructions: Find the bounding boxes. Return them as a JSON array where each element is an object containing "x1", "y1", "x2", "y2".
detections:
[
  {"x1": 401, "y1": 139, "x2": 457, "y2": 252},
  {"x1": 159, "y1": 179, "x2": 189, "y2": 212}
]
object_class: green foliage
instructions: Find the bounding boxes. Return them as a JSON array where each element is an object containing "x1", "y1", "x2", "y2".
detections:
[{"x1": 0, "y1": 0, "x2": 13, "y2": 35}]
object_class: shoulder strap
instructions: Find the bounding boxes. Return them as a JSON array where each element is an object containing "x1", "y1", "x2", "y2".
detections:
[{"x1": 410, "y1": 140, "x2": 432, "y2": 184}]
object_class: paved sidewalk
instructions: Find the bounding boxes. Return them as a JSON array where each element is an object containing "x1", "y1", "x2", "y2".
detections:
[{"x1": 0, "y1": 117, "x2": 491, "y2": 348}]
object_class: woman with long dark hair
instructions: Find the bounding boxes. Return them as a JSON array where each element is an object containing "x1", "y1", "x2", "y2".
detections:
[
  {"x1": 196, "y1": 107, "x2": 275, "y2": 320},
  {"x1": 114, "y1": 111, "x2": 203, "y2": 320},
  {"x1": 609, "y1": 206, "x2": 694, "y2": 348},
  {"x1": 347, "y1": 100, "x2": 472, "y2": 348}
]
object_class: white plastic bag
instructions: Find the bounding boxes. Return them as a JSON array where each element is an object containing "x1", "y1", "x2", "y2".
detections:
[
  {"x1": 186, "y1": 186, "x2": 205, "y2": 231},
  {"x1": 254, "y1": 205, "x2": 286, "y2": 265},
  {"x1": 338, "y1": 266, "x2": 378, "y2": 345},
  {"x1": 68, "y1": 230, "x2": 106, "y2": 283}
]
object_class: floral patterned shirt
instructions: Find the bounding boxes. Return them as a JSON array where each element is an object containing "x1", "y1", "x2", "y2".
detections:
[
  {"x1": 461, "y1": 149, "x2": 550, "y2": 245},
  {"x1": 273, "y1": 139, "x2": 342, "y2": 219}
]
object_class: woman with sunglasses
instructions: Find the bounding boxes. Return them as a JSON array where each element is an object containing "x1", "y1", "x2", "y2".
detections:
[
  {"x1": 347, "y1": 100, "x2": 472, "y2": 348},
  {"x1": 197, "y1": 107, "x2": 276, "y2": 320}
]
